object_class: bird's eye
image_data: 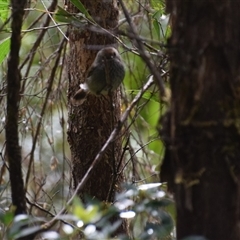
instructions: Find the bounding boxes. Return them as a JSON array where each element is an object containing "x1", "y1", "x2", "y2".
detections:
[{"x1": 112, "y1": 52, "x2": 116, "y2": 57}]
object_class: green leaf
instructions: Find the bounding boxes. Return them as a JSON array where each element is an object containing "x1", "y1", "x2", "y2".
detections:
[
  {"x1": 152, "y1": 10, "x2": 164, "y2": 40},
  {"x1": 71, "y1": 198, "x2": 101, "y2": 223},
  {"x1": 8, "y1": 214, "x2": 46, "y2": 238},
  {"x1": 0, "y1": 211, "x2": 14, "y2": 225},
  {"x1": 0, "y1": 37, "x2": 10, "y2": 64},
  {"x1": 69, "y1": 0, "x2": 90, "y2": 18},
  {"x1": 151, "y1": 0, "x2": 165, "y2": 12},
  {"x1": 54, "y1": 5, "x2": 88, "y2": 29},
  {"x1": 13, "y1": 226, "x2": 41, "y2": 239},
  {"x1": 0, "y1": 0, "x2": 9, "y2": 22},
  {"x1": 145, "y1": 220, "x2": 173, "y2": 238},
  {"x1": 153, "y1": 18, "x2": 161, "y2": 40},
  {"x1": 54, "y1": 6, "x2": 76, "y2": 23},
  {"x1": 151, "y1": 10, "x2": 170, "y2": 40}
]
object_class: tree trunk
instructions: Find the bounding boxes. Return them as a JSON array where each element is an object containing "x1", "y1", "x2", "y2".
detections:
[
  {"x1": 161, "y1": 1, "x2": 240, "y2": 239},
  {"x1": 6, "y1": 0, "x2": 27, "y2": 216},
  {"x1": 66, "y1": 0, "x2": 123, "y2": 214}
]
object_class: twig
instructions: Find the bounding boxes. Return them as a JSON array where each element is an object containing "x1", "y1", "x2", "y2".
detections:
[
  {"x1": 19, "y1": 0, "x2": 58, "y2": 70},
  {"x1": 118, "y1": 0, "x2": 166, "y2": 97},
  {"x1": 40, "y1": 0, "x2": 69, "y2": 41},
  {"x1": 26, "y1": 197, "x2": 76, "y2": 228},
  {"x1": 24, "y1": 35, "x2": 68, "y2": 192},
  {"x1": 21, "y1": 23, "x2": 69, "y2": 33}
]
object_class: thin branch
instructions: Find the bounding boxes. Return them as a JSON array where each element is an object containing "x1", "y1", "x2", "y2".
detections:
[
  {"x1": 24, "y1": 35, "x2": 68, "y2": 192},
  {"x1": 118, "y1": 0, "x2": 166, "y2": 97},
  {"x1": 40, "y1": 0, "x2": 69, "y2": 41},
  {"x1": 119, "y1": 137, "x2": 159, "y2": 175},
  {"x1": 19, "y1": 0, "x2": 58, "y2": 71},
  {"x1": 21, "y1": 23, "x2": 69, "y2": 33}
]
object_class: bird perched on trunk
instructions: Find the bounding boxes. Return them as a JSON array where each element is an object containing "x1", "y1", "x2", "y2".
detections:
[{"x1": 72, "y1": 47, "x2": 125, "y2": 105}]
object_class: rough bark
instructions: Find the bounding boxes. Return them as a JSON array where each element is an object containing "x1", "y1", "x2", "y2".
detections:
[
  {"x1": 6, "y1": 0, "x2": 27, "y2": 216},
  {"x1": 66, "y1": 0, "x2": 123, "y2": 207},
  {"x1": 161, "y1": 1, "x2": 240, "y2": 239}
]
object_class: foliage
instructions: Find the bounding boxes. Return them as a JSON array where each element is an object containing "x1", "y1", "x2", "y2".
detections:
[
  {"x1": 0, "y1": 0, "x2": 9, "y2": 23},
  {"x1": 0, "y1": 183, "x2": 174, "y2": 239},
  {"x1": 0, "y1": 0, "x2": 172, "y2": 239},
  {"x1": 0, "y1": 37, "x2": 10, "y2": 64}
]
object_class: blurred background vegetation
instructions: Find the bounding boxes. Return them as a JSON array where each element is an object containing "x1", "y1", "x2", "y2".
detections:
[{"x1": 0, "y1": 0, "x2": 175, "y2": 239}]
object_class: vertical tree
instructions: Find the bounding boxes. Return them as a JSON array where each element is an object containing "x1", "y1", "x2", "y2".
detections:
[
  {"x1": 161, "y1": 1, "x2": 240, "y2": 239},
  {"x1": 6, "y1": 0, "x2": 27, "y2": 216},
  {"x1": 66, "y1": 0, "x2": 124, "y2": 215}
]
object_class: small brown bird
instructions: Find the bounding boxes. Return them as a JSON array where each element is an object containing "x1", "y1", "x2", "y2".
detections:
[{"x1": 72, "y1": 47, "x2": 125, "y2": 105}]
